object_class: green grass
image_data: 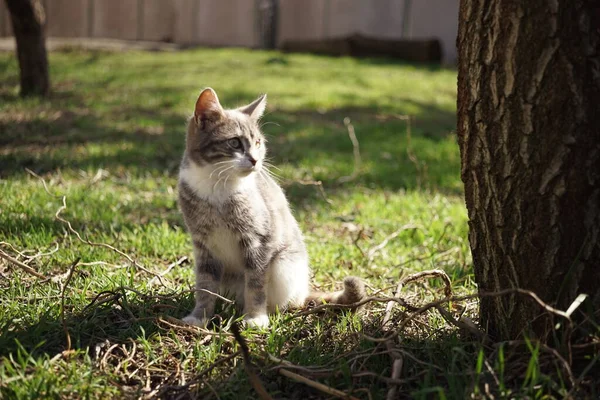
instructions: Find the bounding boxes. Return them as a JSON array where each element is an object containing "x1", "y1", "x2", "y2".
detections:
[{"x1": 0, "y1": 47, "x2": 595, "y2": 399}]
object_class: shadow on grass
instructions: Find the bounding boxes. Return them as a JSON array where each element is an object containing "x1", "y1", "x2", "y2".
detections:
[
  {"x1": 1, "y1": 85, "x2": 459, "y2": 197},
  {"x1": 0, "y1": 283, "x2": 201, "y2": 362},
  {"x1": 2, "y1": 294, "x2": 594, "y2": 399},
  {"x1": 0, "y1": 287, "x2": 475, "y2": 399}
]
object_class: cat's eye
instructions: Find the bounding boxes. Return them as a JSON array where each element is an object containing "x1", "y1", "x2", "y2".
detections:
[
  {"x1": 255, "y1": 139, "x2": 261, "y2": 147},
  {"x1": 228, "y1": 138, "x2": 242, "y2": 149}
]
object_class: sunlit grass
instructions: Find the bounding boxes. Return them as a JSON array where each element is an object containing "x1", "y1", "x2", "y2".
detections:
[{"x1": 1, "y1": 47, "x2": 583, "y2": 399}]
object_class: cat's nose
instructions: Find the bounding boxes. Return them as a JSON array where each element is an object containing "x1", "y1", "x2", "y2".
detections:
[{"x1": 248, "y1": 156, "x2": 257, "y2": 166}]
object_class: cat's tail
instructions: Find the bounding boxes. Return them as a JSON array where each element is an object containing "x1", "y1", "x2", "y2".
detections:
[{"x1": 305, "y1": 276, "x2": 367, "y2": 309}]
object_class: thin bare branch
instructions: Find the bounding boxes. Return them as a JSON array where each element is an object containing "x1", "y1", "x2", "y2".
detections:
[
  {"x1": 292, "y1": 179, "x2": 333, "y2": 204},
  {"x1": 338, "y1": 117, "x2": 362, "y2": 183},
  {"x1": 148, "y1": 256, "x2": 189, "y2": 286},
  {"x1": 386, "y1": 358, "x2": 404, "y2": 400},
  {"x1": 60, "y1": 258, "x2": 80, "y2": 351},
  {"x1": 366, "y1": 224, "x2": 420, "y2": 261},
  {"x1": 279, "y1": 369, "x2": 360, "y2": 400},
  {"x1": 231, "y1": 322, "x2": 273, "y2": 400},
  {"x1": 0, "y1": 249, "x2": 47, "y2": 279},
  {"x1": 364, "y1": 288, "x2": 573, "y2": 343},
  {"x1": 26, "y1": 169, "x2": 166, "y2": 284}
]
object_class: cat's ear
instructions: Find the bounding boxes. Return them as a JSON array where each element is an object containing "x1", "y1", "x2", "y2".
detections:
[
  {"x1": 194, "y1": 88, "x2": 224, "y2": 128},
  {"x1": 239, "y1": 94, "x2": 267, "y2": 121}
]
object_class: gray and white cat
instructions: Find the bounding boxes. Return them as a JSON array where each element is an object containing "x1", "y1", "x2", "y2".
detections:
[{"x1": 178, "y1": 88, "x2": 365, "y2": 328}]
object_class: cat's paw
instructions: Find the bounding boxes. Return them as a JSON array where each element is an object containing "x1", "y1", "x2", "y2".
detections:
[
  {"x1": 243, "y1": 314, "x2": 270, "y2": 329},
  {"x1": 181, "y1": 315, "x2": 209, "y2": 327}
]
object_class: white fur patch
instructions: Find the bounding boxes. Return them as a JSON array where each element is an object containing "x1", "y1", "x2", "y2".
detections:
[
  {"x1": 244, "y1": 314, "x2": 270, "y2": 328},
  {"x1": 205, "y1": 226, "x2": 245, "y2": 272},
  {"x1": 267, "y1": 255, "x2": 310, "y2": 311},
  {"x1": 179, "y1": 159, "x2": 256, "y2": 204}
]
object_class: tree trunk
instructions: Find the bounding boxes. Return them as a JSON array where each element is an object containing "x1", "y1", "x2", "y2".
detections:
[
  {"x1": 5, "y1": 0, "x2": 49, "y2": 97},
  {"x1": 457, "y1": 0, "x2": 600, "y2": 341}
]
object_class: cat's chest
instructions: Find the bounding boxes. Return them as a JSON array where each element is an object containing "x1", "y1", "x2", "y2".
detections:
[{"x1": 206, "y1": 226, "x2": 244, "y2": 271}]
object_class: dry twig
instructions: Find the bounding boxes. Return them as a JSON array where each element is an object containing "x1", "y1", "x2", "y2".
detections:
[
  {"x1": 366, "y1": 224, "x2": 420, "y2": 261},
  {"x1": 338, "y1": 117, "x2": 362, "y2": 183},
  {"x1": 269, "y1": 354, "x2": 359, "y2": 400},
  {"x1": 60, "y1": 258, "x2": 80, "y2": 351},
  {"x1": 230, "y1": 322, "x2": 273, "y2": 400},
  {"x1": 364, "y1": 288, "x2": 574, "y2": 343},
  {"x1": 26, "y1": 169, "x2": 166, "y2": 284},
  {"x1": 279, "y1": 369, "x2": 360, "y2": 400},
  {"x1": 293, "y1": 179, "x2": 333, "y2": 205},
  {"x1": 0, "y1": 249, "x2": 47, "y2": 279},
  {"x1": 380, "y1": 269, "x2": 454, "y2": 400},
  {"x1": 148, "y1": 256, "x2": 188, "y2": 286},
  {"x1": 158, "y1": 316, "x2": 232, "y2": 338}
]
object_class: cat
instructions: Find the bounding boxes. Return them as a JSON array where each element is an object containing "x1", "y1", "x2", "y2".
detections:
[{"x1": 178, "y1": 88, "x2": 366, "y2": 328}]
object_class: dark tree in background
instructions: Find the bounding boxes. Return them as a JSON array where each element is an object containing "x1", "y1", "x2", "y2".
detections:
[
  {"x1": 5, "y1": 0, "x2": 49, "y2": 96},
  {"x1": 457, "y1": 0, "x2": 600, "y2": 341},
  {"x1": 257, "y1": 0, "x2": 278, "y2": 49}
]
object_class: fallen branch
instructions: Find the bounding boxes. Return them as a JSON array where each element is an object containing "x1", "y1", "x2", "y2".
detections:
[
  {"x1": 26, "y1": 169, "x2": 166, "y2": 285},
  {"x1": 269, "y1": 354, "x2": 359, "y2": 400},
  {"x1": 148, "y1": 256, "x2": 189, "y2": 286},
  {"x1": 381, "y1": 269, "x2": 453, "y2": 400},
  {"x1": 367, "y1": 224, "x2": 420, "y2": 261},
  {"x1": 434, "y1": 305, "x2": 488, "y2": 342},
  {"x1": 60, "y1": 258, "x2": 80, "y2": 351},
  {"x1": 0, "y1": 241, "x2": 59, "y2": 262},
  {"x1": 0, "y1": 249, "x2": 47, "y2": 279},
  {"x1": 231, "y1": 322, "x2": 273, "y2": 400},
  {"x1": 385, "y1": 358, "x2": 404, "y2": 400},
  {"x1": 279, "y1": 369, "x2": 360, "y2": 400},
  {"x1": 158, "y1": 316, "x2": 233, "y2": 338},
  {"x1": 397, "y1": 269, "x2": 453, "y2": 299},
  {"x1": 364, "y1": 288, "x2": 574, "y2": 343},
  {"x1": 293, "y1": 179, "x2": 333, "y2": 205}
]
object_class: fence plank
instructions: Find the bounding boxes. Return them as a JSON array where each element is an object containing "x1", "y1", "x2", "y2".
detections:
[
  {"x1": 406, "y1": 0, "x2": 459, "y2": 63},
  {"x1": 173, "y1": 0, "x2": 196, "y2": 44},
  {"x1": 0, "y1": 1, "x2": 12, "y2": 37},
  {"x1": 141, "y1": 0, "x2": 175, "y2": 42},
  {"x1": 92, "y1": 0, "x2": 138, "y2": 40},
  {"x1": 360, "y1": 0, "x2": 406, "y2": 39},
  {"x1": 325, "y1": 0, "x2": 363, "y2": 37},
  {"x1": 46, "y1": 0, "x2": 89, "y2": 38},
  {"x1": 277, "y1": 0, "x2": 327, "y2": 46},
  {"x1": 192, "y1": 0, "x2": 258, "y2": 47}
]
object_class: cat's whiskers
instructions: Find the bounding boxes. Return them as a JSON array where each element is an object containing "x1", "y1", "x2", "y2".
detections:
[
  {"x1": 262, "y1": 162, "x2": 282, "y2": 176},
  {"x1": 213, "y1": 165, "x2": 236, "y2": 192},
  {"x1": 259, "y1": 121, "x2": 280, "y2": 129},
  {"x1": 263, "y1": 159, "x2": 282, "y2": 172},
  {"x1": 209, "y1": 163, "x2": 234, "y2": 180},
  {"x1": 261, "y1": 167, "x2": 282, "y2": 183},
  {"x1": 213, "y1": 175, "x2": 224, "y2": 192},
  {"x1": 224, "y1": 170, "x2": 234, "y2": 188},
  {"x1": 218, "y1": 165, "x2": 235, "y2": 179},
  {"x1": 212, "y1": 160, "x2": 236, "y2": 167}
]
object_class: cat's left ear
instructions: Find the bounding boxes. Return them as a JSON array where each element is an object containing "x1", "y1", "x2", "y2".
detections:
[{"x1": 239, "y1": 94, "x2": 267, "y2": 121}]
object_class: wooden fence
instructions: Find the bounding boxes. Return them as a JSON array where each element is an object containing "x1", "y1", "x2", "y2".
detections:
[{"x1": 0, "y1": 0, "x2": 459, "y2": 63}]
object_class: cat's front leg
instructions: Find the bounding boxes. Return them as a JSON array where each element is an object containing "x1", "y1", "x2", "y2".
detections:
[
  {"x1": 241, "y1": 238, "x2": 269, "y2": 328},
  {"x1": 183, "y1": 242, "x2": 223, "y2": 327}
]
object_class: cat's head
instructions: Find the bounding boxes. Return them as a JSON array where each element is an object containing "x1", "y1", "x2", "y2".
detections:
[{"x1": 186, "y1": 88, "x2": 267, "y2": 177}]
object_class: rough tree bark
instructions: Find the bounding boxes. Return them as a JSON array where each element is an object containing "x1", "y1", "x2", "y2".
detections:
[
  {"x1": 457, "y1": 0, "x2": 600, "y2": 341},
  {"x1": 5, "y1": 0, "x2": 49, "y2": 97}
]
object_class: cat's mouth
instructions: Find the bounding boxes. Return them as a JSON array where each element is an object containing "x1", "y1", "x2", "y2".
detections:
[
  {"x1": 236, "y1": 158, "x2": 260, "y2": 176},
  {"x1": 238, "y1": 164, "x2": 259, "y2": 176}
]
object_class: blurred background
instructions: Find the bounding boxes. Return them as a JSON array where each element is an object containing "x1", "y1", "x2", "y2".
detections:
[{"x1": 0, "y1": 0, "x2": 459, "y2": 64}]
